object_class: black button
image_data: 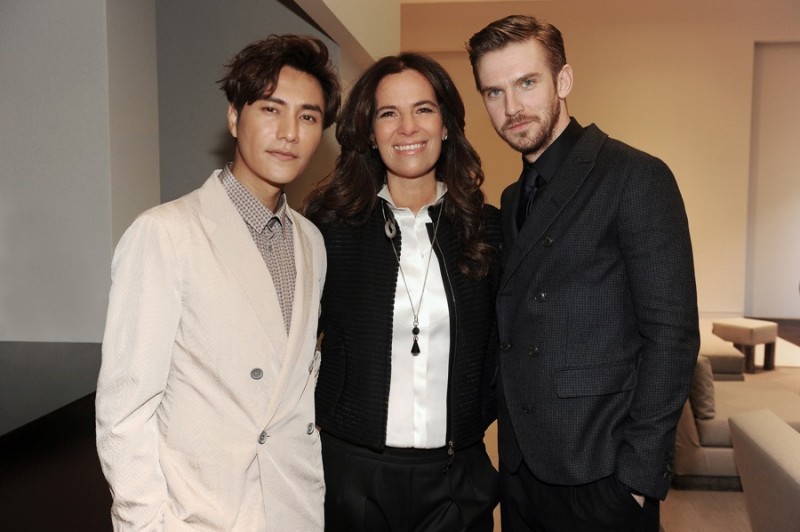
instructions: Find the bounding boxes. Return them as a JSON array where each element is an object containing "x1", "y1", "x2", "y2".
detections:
[
  {"x1": 500, "y1": 343, "x2": 512, "y2": 351},
  {"x1": 250, "y1": 368, "x2": 263, "y2": 380},
  {"x1": 542, "y1": 236, "x2": 554, "y2": 247},
  {"x1": 534, "y1": 292, "x2": 547, "y2": 302},
  {"x1": 258, "y1": 431, "x2": 268, "y2": 444},
  {"x1": 522, "y1": 404, "x2": 531, "y2": 413},
  {"x1": 528, "y1": 346, "x2": 539, "y2": 356}
]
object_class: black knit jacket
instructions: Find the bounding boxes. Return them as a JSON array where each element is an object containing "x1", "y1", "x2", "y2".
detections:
[{"x1": 315, "y1": 201, "x2": 502, "y2": 453}]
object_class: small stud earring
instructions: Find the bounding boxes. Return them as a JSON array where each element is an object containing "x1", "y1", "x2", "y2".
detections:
[{"x1": 442, "y1": 133, "x2": 448, "y2": 141}]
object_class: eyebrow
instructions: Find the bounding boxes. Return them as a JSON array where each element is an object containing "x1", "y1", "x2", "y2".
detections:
[
  {"x1": 481, "y1": 72, "x2": 542, "y2": 93},
  {"x1": 517, "y1": 72, "x2": 542, "y2": 83},
  {"x1": 261, "y1": 95, "x2": 323, "y2": 114},
  {"x1": 376, "y1": 99, "x2": 439, "y2": 112}
]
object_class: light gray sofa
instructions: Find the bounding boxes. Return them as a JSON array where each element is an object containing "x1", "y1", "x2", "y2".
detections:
[
  {"x1": 673, "y1": 356, "x2": 800, "y2": 489},
  {"x1": 729, "y1": 409, "x2": 800, "y2": 532}
]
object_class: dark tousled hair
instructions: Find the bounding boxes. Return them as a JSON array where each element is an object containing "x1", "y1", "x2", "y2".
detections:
[{"x1": 218, "y1": 34, "x2": 341, "y2": 129}]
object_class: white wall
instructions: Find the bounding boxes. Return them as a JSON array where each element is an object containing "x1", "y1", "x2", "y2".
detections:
[
  {"x1": 1, "y1": 0, "x2": 114, "y2": 342},
  {"x1": 0, "y1": 0, "x2": 159, "y2": 435},
  {"x1": 746, "y1": 42, "x2": 800, "y2": 318},
  {"x1": 107, "y1": 0, "x2": 161, "y2": 246}
]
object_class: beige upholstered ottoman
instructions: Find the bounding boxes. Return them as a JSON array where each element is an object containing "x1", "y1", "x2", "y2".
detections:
[
  {"x1": 700, "y1": 331, "x2": 745, "y2": 381},
  {"x1": 712, "y1": 318, "x2": 778, "y2": 373}
]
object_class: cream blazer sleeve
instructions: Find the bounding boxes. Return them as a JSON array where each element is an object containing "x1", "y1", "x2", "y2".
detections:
[{"x1": 96, "y1": 208, "x2": 182, "y2": 529}]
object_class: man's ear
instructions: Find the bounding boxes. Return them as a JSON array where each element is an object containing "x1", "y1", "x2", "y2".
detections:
[
  {"x1": 227, "y1": 103, "x2": 238, "y2": 138},
  {"x1": 557, "y1": 64, "x2": 573, "y2": 99}
]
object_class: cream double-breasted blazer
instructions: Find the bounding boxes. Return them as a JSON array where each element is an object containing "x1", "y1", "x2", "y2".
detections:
[{"x1": 96, "y1": 172, "x2": 326, "y2": 531}]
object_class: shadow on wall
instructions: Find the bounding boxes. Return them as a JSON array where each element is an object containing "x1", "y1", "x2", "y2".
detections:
[{"x1": 0, "y1": 342, "x2": 101, "y2": 436}]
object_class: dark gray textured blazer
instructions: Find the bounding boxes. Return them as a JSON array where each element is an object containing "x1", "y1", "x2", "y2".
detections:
[{"x1": 496, "y1": 124, "x2": 700, "y2": 500}]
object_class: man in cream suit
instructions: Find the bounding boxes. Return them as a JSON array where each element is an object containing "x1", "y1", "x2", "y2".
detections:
[{"x1": 96, "y1": 35, "x2": 341, "y2": 531}]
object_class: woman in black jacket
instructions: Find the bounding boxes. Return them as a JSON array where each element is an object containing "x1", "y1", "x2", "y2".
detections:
[{"x1": 304, "y1": 52, "x2": 501, "y2": 532}]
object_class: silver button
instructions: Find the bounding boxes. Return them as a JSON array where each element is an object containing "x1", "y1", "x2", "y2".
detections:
[
  {"x1": 258, "y1": 431, "x2": 268, "y2": 444},
  {"x1": 306, "y1": 423, "x2": 315, "y2": 435},
  {"x1": 250, "y1": 368, "x2": 263, "y2": 380}
]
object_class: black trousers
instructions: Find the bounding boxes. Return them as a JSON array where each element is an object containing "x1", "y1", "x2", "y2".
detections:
[
  {"x1": 500, "y1": 461, "x2": 660, "y2": 532},
  {"x1": 321, "y1": 432, "x2": 499, "y2": 532}
]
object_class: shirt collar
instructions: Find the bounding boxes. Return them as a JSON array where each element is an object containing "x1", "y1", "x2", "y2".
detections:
[
  {"x1": 377, "y1": 181, "x2": 448, "y2": 213},
  {"x1": 526, "y1": 117, "x2": 584, "y2": 185},
  {"x1": 219, "y1": 163, "x2": 292, "y2": 234}
]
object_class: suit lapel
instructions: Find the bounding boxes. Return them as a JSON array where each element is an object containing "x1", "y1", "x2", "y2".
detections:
[
  {"x1": 501, "y1": 126, "x2": 607, "y2": 289},
  {"x1": 262, "y1": 211, "x2": 315, "y2": 424},
  {"x1": 198, "y1": 174, "x2": 288, "y2": 357}
]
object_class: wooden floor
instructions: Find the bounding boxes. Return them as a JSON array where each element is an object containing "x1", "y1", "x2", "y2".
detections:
[
  {"x1": 0, "y1": 393, "x2": 111, "y2": 531},
  {"x1": 661, "y1": 489, "x2": 750, "y2": 532},
  {"x1": 1, "y1": 319, "x2": 798, "y2": 531}
]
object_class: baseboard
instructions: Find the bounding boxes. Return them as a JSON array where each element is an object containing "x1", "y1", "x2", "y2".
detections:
[{"x1": 672, "y1": 474, "x2": 742, "y2": 491}]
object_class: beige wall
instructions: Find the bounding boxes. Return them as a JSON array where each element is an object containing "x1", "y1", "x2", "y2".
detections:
[
  {"x1": 401, "y1": 0, "x2": 800, "y2": 318},
  {"x1": 296, "y1": 0, "x2": 401, "y2": 80}
]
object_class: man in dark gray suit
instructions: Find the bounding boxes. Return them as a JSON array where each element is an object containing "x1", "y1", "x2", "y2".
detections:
[{"x1": 467, "y1": 15, "x2": 700, "y2": 532}]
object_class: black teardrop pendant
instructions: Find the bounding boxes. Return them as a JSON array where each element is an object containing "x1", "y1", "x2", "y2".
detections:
[{"x1": 411, "y1": 337, "x2": 421, "y2": 355}]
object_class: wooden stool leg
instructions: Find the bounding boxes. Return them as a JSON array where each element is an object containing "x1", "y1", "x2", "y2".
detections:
[
  {"x1": 764, "y1": 342, "x2": 776, "y2": 370},
  {"x1": 736, "y1": 344, "x2": 756, "y2": 373}
]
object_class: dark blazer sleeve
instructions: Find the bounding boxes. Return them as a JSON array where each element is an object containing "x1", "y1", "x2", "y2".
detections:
[{"x1": 613, "y1": 153, "x2": 699, "y2": 498}]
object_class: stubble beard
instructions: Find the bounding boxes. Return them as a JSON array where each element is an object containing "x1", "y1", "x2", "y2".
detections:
[{"x1": 499, "y1": 99, "x2": 561, "y2": 157}]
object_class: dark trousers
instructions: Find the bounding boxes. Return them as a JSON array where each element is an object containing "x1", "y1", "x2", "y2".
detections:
[
  {"x1": 500, "y1": 461, "x2": 660, "y2": 532},
  {"x1": 321, "y1": 432, "x2": 499, "y2": 532}
]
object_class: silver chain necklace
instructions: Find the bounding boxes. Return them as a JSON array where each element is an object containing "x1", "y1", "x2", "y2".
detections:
[{"x1": 383, "y1": 202, "x2": 444, "y2": 356}]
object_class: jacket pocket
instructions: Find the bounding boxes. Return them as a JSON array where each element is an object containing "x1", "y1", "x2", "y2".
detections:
[{"x1": 556, "y1": 362, "x2": 637, "y2": 398}]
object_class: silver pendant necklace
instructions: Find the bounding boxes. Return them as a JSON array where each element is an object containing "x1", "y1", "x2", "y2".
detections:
[{"x1": 383, "y1": 202, "x2": 444, "y2": 356}]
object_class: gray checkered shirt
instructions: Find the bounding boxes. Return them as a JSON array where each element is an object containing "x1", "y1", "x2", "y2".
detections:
[{"x1": 219, "y1": 164, "x2": 296, "y2": 334}]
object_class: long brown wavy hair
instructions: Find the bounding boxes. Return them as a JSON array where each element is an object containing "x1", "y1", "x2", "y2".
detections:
[{"x1": 304, "y1": 52, "x2": 493, "y2": 279}]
